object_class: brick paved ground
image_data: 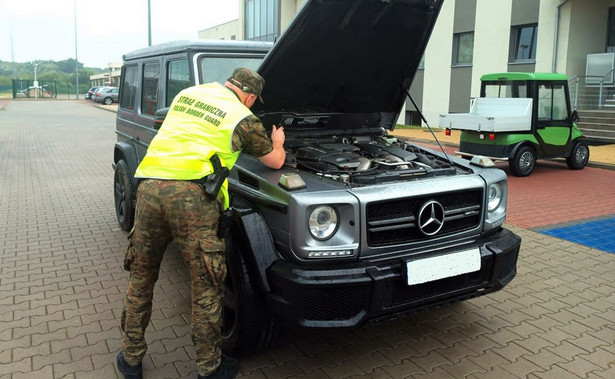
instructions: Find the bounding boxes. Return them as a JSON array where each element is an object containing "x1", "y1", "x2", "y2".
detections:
[{"x1": 1, "y1": 101, "x2": 614, "y2": 378}]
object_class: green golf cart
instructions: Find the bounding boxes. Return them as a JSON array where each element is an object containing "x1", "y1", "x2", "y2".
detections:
[{"x1": 440, "y1": 72, "x2": 590, "y2": 176}]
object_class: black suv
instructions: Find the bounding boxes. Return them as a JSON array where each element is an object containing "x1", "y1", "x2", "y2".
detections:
[{"x1": 113, "y1": 0, "x2": 521, "y2": 355}]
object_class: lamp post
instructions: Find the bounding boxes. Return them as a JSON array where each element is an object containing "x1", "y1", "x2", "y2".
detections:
[
  {"x1": 147, "y1": 0, "x2": 152, "y2": 46},
  {"x1": 74, "y1": 0, "x2": 79, "y2": 99},
  {"x1": 34, "y1": 63, "x2": 38, "y2": 99}
]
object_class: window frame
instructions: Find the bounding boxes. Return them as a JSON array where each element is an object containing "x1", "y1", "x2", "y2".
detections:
[
  {"x1": 509, "y1": 24, "x2": 538, "y2": 63},
  {"x1": 452, "y1": 31, "x2": 474, "y2": 67},
  {"x1": 166, "y1": 59, "x2": 190, "y2": 108},
  {"x1": 119, "y1": 65, "x2": 138, "y2": 111},
  {"x1": 141, "y1": 62, "x2": 161, "y2": 117},
  {"x1": 536, "y1": 81, "x2": 569, "y2": 125}
]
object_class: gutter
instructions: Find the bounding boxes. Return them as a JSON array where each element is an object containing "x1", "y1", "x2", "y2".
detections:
[{"x1": 552, "y1": 0, "x2": 571, "y2": 73}]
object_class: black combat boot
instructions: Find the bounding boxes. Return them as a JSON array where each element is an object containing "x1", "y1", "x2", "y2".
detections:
[
  {"x1": 116, "y1": 351, "x2": 143, "y2": 379},
  {"x1": 197, "y1": 356, "x2": 239, "y2": 379}
]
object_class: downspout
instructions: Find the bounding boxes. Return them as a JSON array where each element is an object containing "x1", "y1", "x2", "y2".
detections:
[{"x1": 552, "y1": 0, "x2": 571, "y2": 73}]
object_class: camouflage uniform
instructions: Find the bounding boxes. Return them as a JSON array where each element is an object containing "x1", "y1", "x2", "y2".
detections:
[{"x1": 121, "y1": 112, "x2": 274, "y2": 376}]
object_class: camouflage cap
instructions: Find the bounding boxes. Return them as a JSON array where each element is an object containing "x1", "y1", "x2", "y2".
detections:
[{"x1": 228, "y1": 68, "x2": 265, "y2": 103}]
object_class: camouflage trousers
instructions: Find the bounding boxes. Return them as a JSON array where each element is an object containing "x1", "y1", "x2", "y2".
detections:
[{"x1": 120, "y1": 179, "x2": 226, "y2": 376}]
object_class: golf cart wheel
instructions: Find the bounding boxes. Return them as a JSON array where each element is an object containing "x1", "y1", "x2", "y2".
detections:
[
  {"x1": 509, "y1": 145, "x2": 536, "y2": 177},
  {"x1": 566, "y1": 141, "x2": 589, "y2": 170},
  {"x1": 221, "y1": 235, "x2": 279, "y2": 356}
]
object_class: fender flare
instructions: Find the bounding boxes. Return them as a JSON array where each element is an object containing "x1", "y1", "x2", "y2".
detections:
[
  {"x1": 566, "y1": 137, "x2": 587, "y2": 158},
  {"x1": 230, "y1": 200, "x2": 277, "y2": 294},
  {"x1": 508, "y1": 141, "x2": 535, "y2": 161},
  {"x1": 113, "y1": 141, "x2": 140, "y2": 192}
]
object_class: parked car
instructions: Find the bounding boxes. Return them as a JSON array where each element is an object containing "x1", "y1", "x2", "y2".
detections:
[
  {"x1": 86, "y1": 87, "x2": 99, "y2": 100},
  {"x1": 113, "y1": 0, "x2": 521, "y2": 355},
  {"x1": 93, "y1": 87, "x2": 119, "y2": 105}
]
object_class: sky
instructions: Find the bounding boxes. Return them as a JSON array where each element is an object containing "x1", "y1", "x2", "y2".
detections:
[{"x1": 0, "y1": 0, "x2": 239, "y2": 69}]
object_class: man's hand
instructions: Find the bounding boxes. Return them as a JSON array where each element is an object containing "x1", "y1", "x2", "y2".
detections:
[
  {"x1": 270, "y1": 125, "x2": 285, "y2": 148},
  {"x1": 258, "y1": 124, "x2": 286, "y2": 169}
]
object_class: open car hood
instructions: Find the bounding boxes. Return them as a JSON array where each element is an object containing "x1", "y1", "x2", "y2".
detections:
[{"x1": 253, "y1": 0, "x2": 442, "y2": 130}]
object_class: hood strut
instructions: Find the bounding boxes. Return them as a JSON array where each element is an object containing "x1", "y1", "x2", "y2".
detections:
[{"x1": 403, "y1": 86, "x2": 454, "y2": 167}]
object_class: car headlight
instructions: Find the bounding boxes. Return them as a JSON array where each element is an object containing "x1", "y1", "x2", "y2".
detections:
[
  {"x1": 487, "y1": 183, "x2": 503, "y2": 211},
  {"x1": 308, "y1": 205, "x2": 338, "y2": 240}
]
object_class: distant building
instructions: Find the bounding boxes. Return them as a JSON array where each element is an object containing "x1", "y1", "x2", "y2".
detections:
[
  {"x1": 199, "y1": 0, "x2": 615, "y2": 125},
  {"x1": 89, "y1": 62, "x2": 122, "y2": 87}
]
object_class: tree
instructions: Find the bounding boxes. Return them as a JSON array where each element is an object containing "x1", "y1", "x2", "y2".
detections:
[{"x1": 57, "y1": 58, "x2": 84, "y2": 74}]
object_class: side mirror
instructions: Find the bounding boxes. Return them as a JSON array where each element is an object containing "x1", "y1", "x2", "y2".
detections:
[
  {"x1": 153, "y1": 107, "x2": 169, "y2": 130},
  {"x1": 571, "y1": 110, "x2": 579, "y2": 122}
]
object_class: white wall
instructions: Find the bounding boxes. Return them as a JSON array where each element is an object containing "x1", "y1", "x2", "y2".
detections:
[
  {"x1": 422, "y1": 0, "x2": 455, "y2": 126},
  {"x1": 471, "y1": 0, "x2": 513, "y2": 96},
  {"x1": 281, "y1": 0, "x2": 308, "y2": 30},
  {"x1": 198, "y1": 20, "x2": 240, "y2": 40},
  {"x1": 535, "y1": 0, "x2": 558, "y2": 73}
]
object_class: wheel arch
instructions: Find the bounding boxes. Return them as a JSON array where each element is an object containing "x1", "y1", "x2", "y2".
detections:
[
  {"x1": 229, "y1": 198, "x2": 278, "y2": 294},
  {"x1": 114, "y1": 141, "x2": 140, "y2": 191},
  {"x1": 565, "y1": 137, "x2": 588, "y2": 158},
  {"x1": 507, "y1": 140, "x2": 537, "y2": 161}
]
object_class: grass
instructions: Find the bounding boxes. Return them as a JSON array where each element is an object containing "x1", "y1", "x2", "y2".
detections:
[{"x1": 394, "y1": 124, "x2": 424, "y2": 129}]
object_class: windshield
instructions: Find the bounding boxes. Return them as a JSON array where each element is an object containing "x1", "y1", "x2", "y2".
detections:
[{"x1": 481, "y1": 80, "x2": 529, "y2": 98}]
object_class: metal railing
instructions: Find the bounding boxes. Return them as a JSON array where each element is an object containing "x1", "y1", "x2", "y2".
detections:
[{"x1": 569, "y1": 69, "x2": 615, "y2": 110}]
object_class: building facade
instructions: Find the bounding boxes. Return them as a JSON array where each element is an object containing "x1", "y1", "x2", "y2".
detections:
[
  {"x1": 89, "y1": 62, "x2": 122, "y2": 87},
  {"x1": 200, "y1": 0, "x2": 615, "y2": 125}
]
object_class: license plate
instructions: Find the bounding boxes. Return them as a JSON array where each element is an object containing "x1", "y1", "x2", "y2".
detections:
[{"x1": 406, "y1": 248, "x2": 481, "y2": 285}]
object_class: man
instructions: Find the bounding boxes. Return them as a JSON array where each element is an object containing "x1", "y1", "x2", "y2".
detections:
[{"x1": 116, "y1": 68, "x2": 285, "y2": 379}]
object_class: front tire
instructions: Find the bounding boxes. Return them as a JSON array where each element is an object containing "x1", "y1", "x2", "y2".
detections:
[
  {"x1": 114, "y1": 160, "x2": 134, "y2": 231},
  {"x1": 104, "y1": 97, "x2": 113, "y2": 105},
  {"x1": 221, "y1": 235, "x2": 278, "y2": 356},
  {"x1": 566, "y1": 141, "x2": 589, "y2": 170},
  {"x1": 509, "y1": 145, "x2": 536, "y2": 177}
]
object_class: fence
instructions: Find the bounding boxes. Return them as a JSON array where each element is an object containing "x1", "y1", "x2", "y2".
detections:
[
  {"x1": 569, "y1": 70, "x2": 615, "y2": 110},
  {"x1": 11, "y1": 79, "x2": 90, "y2": 100},
  {"x1": 12, "y1": 79, "x2": 57, "y2": 99}
]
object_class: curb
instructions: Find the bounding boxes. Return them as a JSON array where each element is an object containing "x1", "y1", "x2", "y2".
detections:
[
  {"x1": 407, "y1": 137, "x2": 615, "y2": 171},
  {"x1": 93, "y1": 104, "x2": 119, "y2": 113}
]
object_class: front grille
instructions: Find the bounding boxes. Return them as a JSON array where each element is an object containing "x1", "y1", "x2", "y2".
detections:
[
  {"x1": 303, "y1": 286, "x2": 368, "y2": 321},
  {"x1": 366, "y1": 190, "x2": 482, "y2": 246}
]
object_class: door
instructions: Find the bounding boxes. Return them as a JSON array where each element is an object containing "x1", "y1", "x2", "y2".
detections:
[{"x1": 534, "y1": 81, "x2": 573, "y2": 156}]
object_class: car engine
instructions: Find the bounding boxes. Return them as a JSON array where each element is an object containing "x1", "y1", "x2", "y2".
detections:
[{"x1": 284, "y1": 135, "x2": 460, "y2": 185}]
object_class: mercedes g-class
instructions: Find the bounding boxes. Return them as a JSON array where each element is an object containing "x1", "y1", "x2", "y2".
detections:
[{"x1": 113, "y1": 0, "x2": 521, "y2": 355}]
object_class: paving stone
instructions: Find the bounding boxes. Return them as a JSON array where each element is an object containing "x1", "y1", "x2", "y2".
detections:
[{"x1": 2, "y1": 101, "x2": 615, "y2": 378}]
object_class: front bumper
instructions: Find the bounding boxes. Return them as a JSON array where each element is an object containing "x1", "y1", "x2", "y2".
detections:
[{"x1": 266, "y1": 228, "x2": 521, "y2": 328}]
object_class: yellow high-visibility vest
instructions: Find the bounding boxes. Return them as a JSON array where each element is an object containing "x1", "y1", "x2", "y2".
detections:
[{"x1": 136, "y1": 82, "x2": 252, "y2": 208}]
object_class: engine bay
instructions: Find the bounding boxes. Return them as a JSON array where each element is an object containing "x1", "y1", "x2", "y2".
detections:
[{"x1": 284, "y1": 134, "x2": 461, "y2": 185}]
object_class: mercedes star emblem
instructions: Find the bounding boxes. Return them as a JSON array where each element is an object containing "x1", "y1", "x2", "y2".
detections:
[{"x1": 418, "y1": 200, "x2": 445, "y2": 236}]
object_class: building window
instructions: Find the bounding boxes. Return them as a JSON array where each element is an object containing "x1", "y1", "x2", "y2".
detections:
[
  {"x1": 452, "y1": 32, "x2": 474, "y2": 66},
  {"x1": 510, "y1": 24, "x2": 537, "y2": 62},
  {"x1": 245, "y1": 0, "x2": 279, "y2": 41}
]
